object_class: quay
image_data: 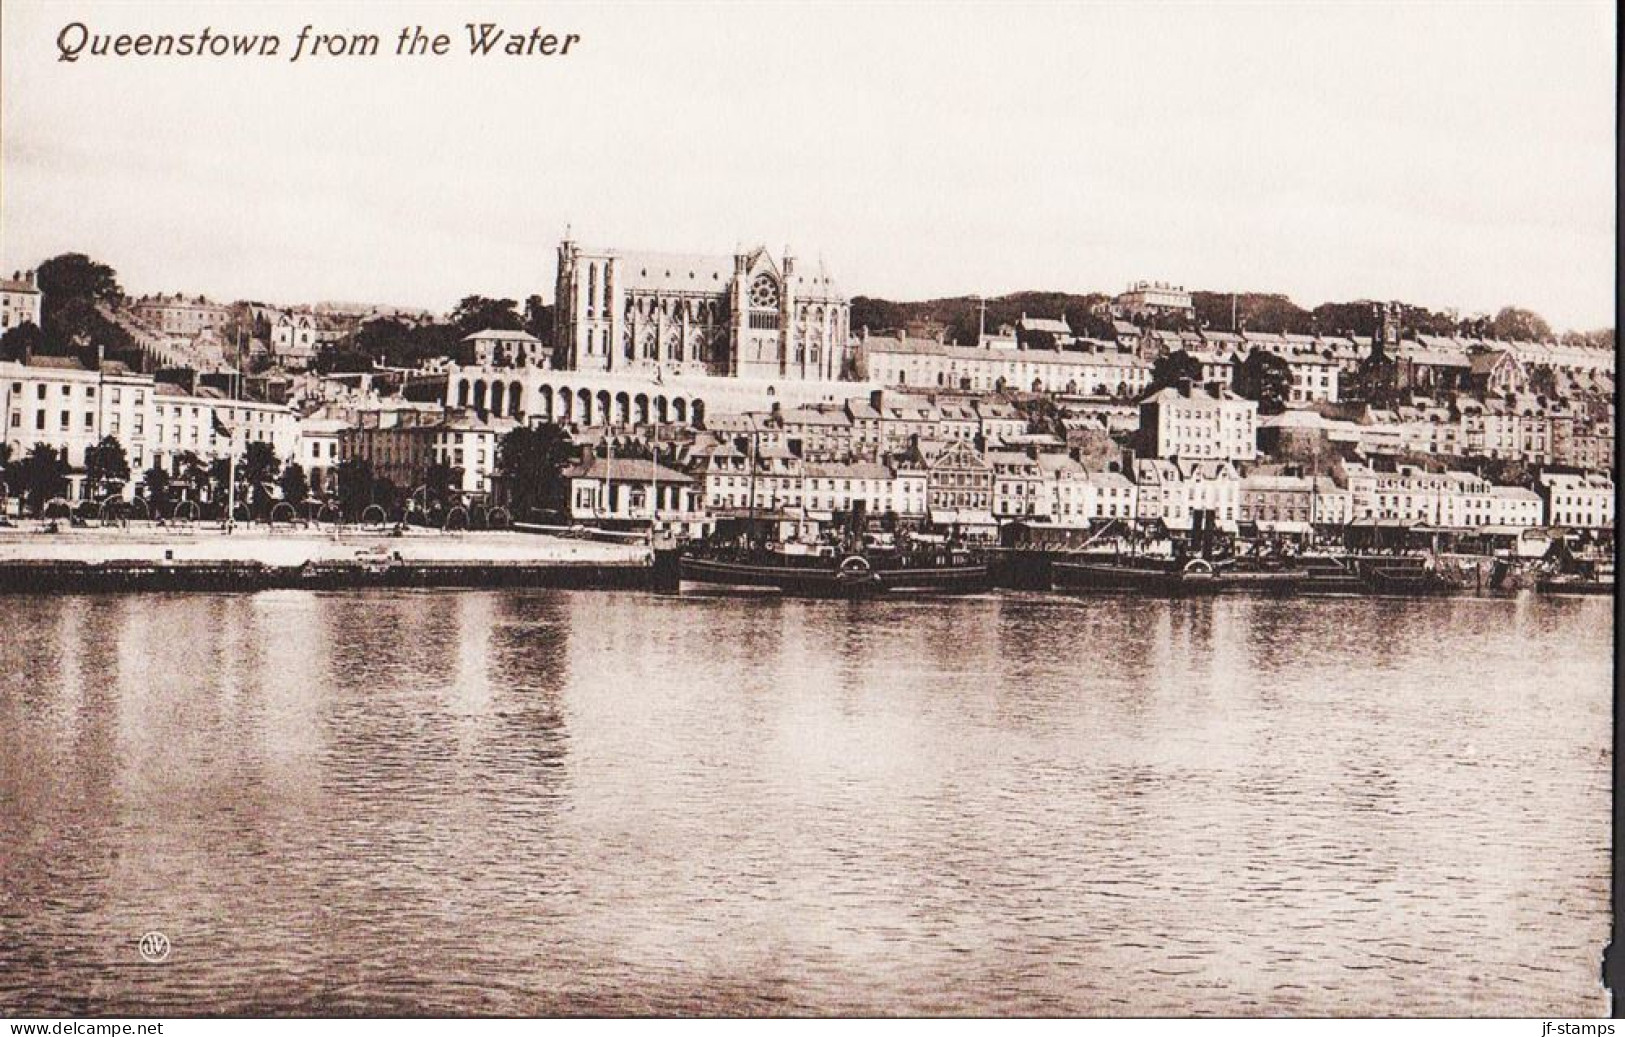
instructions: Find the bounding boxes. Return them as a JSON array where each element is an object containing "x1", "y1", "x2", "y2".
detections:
[{"x1": 0, "y1": 525, "x2": 678, "y2": 593}]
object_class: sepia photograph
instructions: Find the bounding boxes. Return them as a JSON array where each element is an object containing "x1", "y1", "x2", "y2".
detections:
[{"x1": 0, "y1": 0, "x2": 1616, "y2": 1023}]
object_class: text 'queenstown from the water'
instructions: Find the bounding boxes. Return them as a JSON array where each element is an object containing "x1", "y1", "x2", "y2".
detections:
[{"x1": 55, "y1": 23, "x2": 582, "y2": 63}]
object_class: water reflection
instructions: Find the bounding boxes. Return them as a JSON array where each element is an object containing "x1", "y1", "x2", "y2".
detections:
[{"x1": 0, "y1": 590, "x2": 1610, "y2": 1016}]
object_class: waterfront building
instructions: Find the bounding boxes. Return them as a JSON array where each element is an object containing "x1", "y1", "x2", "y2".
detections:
[
  {"x1": 553, "y1": 237, "x2": 852, "y2": 383},
  {"x1": 693, "y1": 438, "x2": 804, "y2": 516},
  {"x1": 1488, "y1": 485, "x2": 1543, "y2": 528},
  {"x1": 130, "y1": 293, "x2": 231, "y2": 337},
  {"x1": 340, "y1": 407, "x2": 513, "y2": 500},
  {"x1": 1138, "y1": 381, "x2": 1258, "y2": 462},
  {"x1": 802, "y1": 461, "x2": 914, "y2": 521},
  {"x1": 1436, "y1": 471, "x2": 1496, "y2": 528},
  {"x1": 566, "y1": 457, "x2": 706, "y2": 535},
  {"x1": 295, "y1": 416, "x2": 346, "y2": 494},
  {"x1": 924, "y1": 439, "x2": 994, "y2": 526},
  {"x1": 1132, "y1": 458, "x2": 1240, "y2": 531},
  {"x1": 1343, "y1": 462, "x2": 1455, "y2": 525},
  {"x1": 1238, "y1": 471, "x2": 1316, "y2": 532},
  {"x1": 1, "y1": 270, "x2": 41, "y2": 331},
  {"x1": 434, "y1": 411, "x2": 513, "y2": 497},
  {"x1": 148, "y1": 384, "x2": 298, "y2": 478},
  {"x1": 2, "y1": 354, "x2": 298, "y2": 495},
  {"x1": 1536, "y1": 471, "x2": 1615, "y2": 531},
  {"x1": 1, "y1": 356, "x2": 145, "y2": 480},
  {"x1": 1064, "y1": 465, "x2": 1138, "y2": 525},
  {"x1": 1310, "y1": 476, "x2": 1352, "y2": 527},
  {"x1": 989, "y1": 450, "x2": 1047, "y2": 521}
]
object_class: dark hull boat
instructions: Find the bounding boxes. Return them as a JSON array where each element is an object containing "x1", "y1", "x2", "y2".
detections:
[
  {"x1": 1535, "y1": 574, "x2": 1614, "y2": 596},
  {"x1": 1052, "y1": 556, "x2": 1304, "y2": 596},
  {"x1": 680, "y1": 551, "x2": 990, "y2": 598},
  {"x1": 1298, "y1": 555, "x2": 1457, "y2": 597}
]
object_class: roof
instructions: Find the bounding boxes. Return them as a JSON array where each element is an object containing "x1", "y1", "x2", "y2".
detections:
[
  {"x1": 571, "y1": 457, "x2": 693, "y2": 484},
  {"x1": 0, "y1": 277, "x2": 40, "y2": 295},
  {"x1": 463, "y1": 329, "x2": 542, "y2": 343},
  {"x1": 1260, "y1": 409, "x2": 1328, "y2": 429},
  {"x1": 1019, "y1": 316, "x2": 1073, "y2": 335},
  {"x1": 805, "y1": 461, "x2": 891, "y2": 480},
  {"x1": 1469, "y1": 350, "x2": 1517, "y2": 375},
  {"x1": 23, "y1": 355, "x2": 86, "y2": 371}
]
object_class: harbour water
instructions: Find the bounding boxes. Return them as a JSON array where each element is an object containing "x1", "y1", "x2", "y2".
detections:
[{"x1": 0, "y1": 589, "x2": 1611, "y2": 1016}]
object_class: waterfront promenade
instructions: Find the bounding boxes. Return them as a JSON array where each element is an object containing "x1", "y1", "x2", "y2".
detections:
[{"x1": 0, "y1": 525, "x2": 652, "y2": 569}]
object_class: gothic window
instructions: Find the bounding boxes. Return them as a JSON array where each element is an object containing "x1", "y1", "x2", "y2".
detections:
[
  {"x1": 750, "y1": 274, "x2": 779, "y2": 310},
  {"x1": 586, "y1": 264, "x2": 597, "y2": 319}
]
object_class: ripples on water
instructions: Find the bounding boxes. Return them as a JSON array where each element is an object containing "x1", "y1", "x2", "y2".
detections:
[{"x1": 0, "y1": 590, "x2": 1611, "y2": 1016}]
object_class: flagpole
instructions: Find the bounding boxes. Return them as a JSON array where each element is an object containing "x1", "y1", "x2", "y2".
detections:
[{"x1": 226, "y1": 423, "x2": 237, "y2": 533}]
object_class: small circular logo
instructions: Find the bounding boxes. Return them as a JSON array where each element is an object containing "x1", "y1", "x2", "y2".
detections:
[{"x1": 138, "y1": 930, "x2": 171, "y2": 963}]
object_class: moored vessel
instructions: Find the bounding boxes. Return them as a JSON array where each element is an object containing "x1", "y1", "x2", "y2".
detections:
[{"x1": 679, "y1": 540, "x2": 989, "y2": 597}]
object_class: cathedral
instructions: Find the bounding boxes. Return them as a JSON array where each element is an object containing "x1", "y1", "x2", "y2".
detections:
[{"x1": 552, "y1": 236, "x2": 854, "y2": 382}]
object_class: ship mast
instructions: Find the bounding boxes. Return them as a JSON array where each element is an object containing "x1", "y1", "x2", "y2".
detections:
[{"x1": 747, "y1": 417, "x2": 759, "y2": 549}]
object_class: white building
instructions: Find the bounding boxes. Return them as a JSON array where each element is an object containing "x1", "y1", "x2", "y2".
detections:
[
  {"x1": 1, "y1": 356, "x2": 296, "y2": 495},
  {"x1": 1113, "y1": 280, "x2": 1194, "y2": 321},
  {"x1": 463, "y1": 329, "x2": 550, "y2": 368},
  {"x1": 1139, "y1": 382, "x2": 1258, "y2": 462},
  {"x1": 1, "y1": 270, "x2": 42, "y2": 332},
  {"x1": 1488, "y1": 485, "x2": 1543, "y2": 528},
  {"x1": 1134, "y1": 458, "x2": 1240, "y2": 531},
  {"x1": 864, "y1": 334, "x2": 1151, "y2": 397},
  {"x1": 567, "y1": 457, "x2": 706, "y2": 536},
  {"x1": 1537, "y1": 472, "x2": 1614, "y2": 531}
]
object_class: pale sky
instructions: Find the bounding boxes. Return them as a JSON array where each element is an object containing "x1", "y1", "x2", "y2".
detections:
[{"x1": 1, "y1": 1, "x2": 1616, "y2": 330}]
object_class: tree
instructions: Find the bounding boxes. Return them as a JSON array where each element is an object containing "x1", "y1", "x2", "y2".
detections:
[
  {"x1": 82, "y1": 436, "x2": 131, "y2": 500},
  {"x1": 495, "y1": 424, "x2": 576, "y2": 519},
  {"x1": 422, "y1": 461, "x2": 463, "y2": 512},
  {"x1": 37, "y1": 253, "x2": 123, "y2": 306},
  {"x1": 140, "y1": 463, "x2": 172, "y2": 512},
  {"x1": 1146, "y1": 350, "x2": 1204, "y2": 394},
  {"x1": 523, "y1": 295, "x2": 553, "y2": 343},
  {"x1": 35, "y1": 253, "x2": 132, "y2": 355},
  {"x1": 13, "y1": 444, "x2": 70, "y2": 515},
  {"x1": 1233, "y1": 350, "x2": 1294, "y2": 413},
  {"x1": 174, "y1": 451, "x2": 209, "y2": 502},
  {"x1": 1347, "y1": 339, "x2": 1399, "y2": 407},
  {"x1": 450, "y1": 296, "x2": 524, "y2": 338},
  {"x1": 334, "y1": 458, "x2": 376, "y2": 520},
  {"x1": 240, "y1": 441, "x2": 282, "y2": 516},
  {"x1": 0, "y1": 321, "x2": 44, "y2": 362},
  {"x1": 313, "y1": 342, "x2": 375, "y2": 375},
  {"x1": 278, "y1": 463, "x2": 309, "y2": 509},
  {"x1": 1490, "y1": 306, "x2": 1552, "y2": 343}
]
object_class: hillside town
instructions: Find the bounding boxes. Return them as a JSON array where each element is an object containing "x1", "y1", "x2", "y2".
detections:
[{"x1": 0, "y1": 246, "x2": 1615, "y2": 553}]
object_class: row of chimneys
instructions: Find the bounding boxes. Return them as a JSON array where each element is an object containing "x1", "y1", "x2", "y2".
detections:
[{"x1": 8, "y1": 269, "x2": 37, "y2": 287}]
